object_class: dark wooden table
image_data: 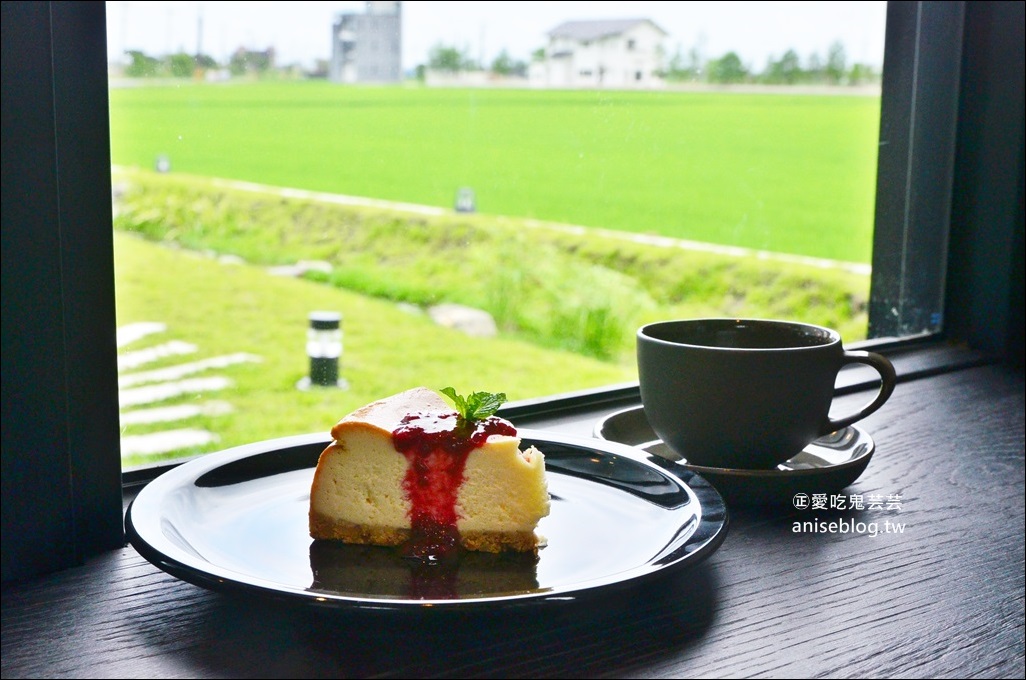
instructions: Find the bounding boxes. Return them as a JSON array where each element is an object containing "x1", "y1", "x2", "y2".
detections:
[{"x1": 3, "y1": 348, "x2": 1024, "y2": 678}]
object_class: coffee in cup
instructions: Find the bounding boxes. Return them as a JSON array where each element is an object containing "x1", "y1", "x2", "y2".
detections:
[{"x1": 636, "y1": 318, "x2": 896, "y2": 469}]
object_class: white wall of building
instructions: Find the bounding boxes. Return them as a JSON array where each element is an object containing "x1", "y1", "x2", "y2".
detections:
[{"x1": 532, "y1": 21, "x2": 666, "y2": 89}]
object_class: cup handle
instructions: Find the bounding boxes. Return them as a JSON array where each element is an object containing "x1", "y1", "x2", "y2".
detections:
[{"x1": 821, "y1": 350, "x2": 897, "y2": 435}]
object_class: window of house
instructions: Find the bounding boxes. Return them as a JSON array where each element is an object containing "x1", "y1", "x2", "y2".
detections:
[{"x1": 99, "y1": 1, "x2": 959, "y2": 469}]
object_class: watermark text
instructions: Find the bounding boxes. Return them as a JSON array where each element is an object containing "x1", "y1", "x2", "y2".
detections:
[{"x1": 791, "y1": 518, "x2": 906, "y2": 537}]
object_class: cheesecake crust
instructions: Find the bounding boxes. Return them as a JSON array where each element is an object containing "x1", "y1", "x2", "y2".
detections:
[{"x1": 309, "y1": 511, "x2": 543, "y2": 553}]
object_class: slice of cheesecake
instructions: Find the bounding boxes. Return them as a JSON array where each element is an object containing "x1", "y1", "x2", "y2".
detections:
[{"x1": 309, "y1": 387, "x2": 550, "y2": 556}]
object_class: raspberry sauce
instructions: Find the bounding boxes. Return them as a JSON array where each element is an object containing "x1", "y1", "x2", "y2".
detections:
[{"x1": 392, "y1": 411, "x2": 516, "y2": 563}]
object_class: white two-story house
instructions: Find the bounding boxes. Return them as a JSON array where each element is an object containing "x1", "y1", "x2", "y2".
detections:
[{"x1": 531, "y1": 19, "x2": 668, "y2": 89}]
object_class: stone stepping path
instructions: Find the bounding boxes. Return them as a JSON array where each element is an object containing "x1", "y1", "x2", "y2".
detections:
[
  {"x1": 118, "y1": 340, "x2": 197, "y2": 371},
  {"x1": 118, "y1": 401, "x2": 233, "y2": 425},
  {"x1": 119, "y1": 376, "x2": 234, "y2": 409},
  {"x1": 117, "y1": 322, "x2": 261, "y2": 458},
  {"x1": 120, "y1": 429, "x2": 220, "y2": 457},
  {"x1": 118, "y1": 353, "x2": 262, "y2": 388}
]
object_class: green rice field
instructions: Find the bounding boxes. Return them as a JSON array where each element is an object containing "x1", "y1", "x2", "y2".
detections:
[{"x1": 108, "y1": 81, "x2": 881, "y2": 264}]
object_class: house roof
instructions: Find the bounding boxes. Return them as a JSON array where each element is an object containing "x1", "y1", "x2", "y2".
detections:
[{"x1": 547, "y1": 19, "x2": 668, "y2": 41}]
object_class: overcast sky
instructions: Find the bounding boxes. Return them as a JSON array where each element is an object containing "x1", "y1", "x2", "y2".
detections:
[{"x1": 106, "y1": 1, "x2": 888, "y2": 72}]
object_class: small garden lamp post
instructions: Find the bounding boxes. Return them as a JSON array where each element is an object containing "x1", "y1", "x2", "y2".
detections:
[
  {"x1": 298, "y1": 311, "x2": 348, "y2": 390},
  {"x1": 455, "y1": 186, "x2": 475, "y2": 213}
]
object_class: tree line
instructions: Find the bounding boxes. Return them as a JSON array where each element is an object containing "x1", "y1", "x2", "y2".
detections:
[
  {"x1": 115, "y1": 39, "x2": 877, "y2": 86},
  {"x1": 665, "y1": 40, "x2": 877, "y2": 85},
  {"x1": 120, "y1": 47, "x2": 284, "y2": 79}
]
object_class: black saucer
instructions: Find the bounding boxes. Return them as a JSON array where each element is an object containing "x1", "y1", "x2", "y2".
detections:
[{"x1": 594, "y1": 406, "x2": 875, "y2": 505}]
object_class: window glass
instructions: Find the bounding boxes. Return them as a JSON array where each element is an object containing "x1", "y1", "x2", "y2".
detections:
[{"x1": 106, "y1": 1, "x2": 888, "y2": 466}]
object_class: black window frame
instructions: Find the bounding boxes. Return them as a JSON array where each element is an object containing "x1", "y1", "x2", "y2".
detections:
[{"x1": 3, "y1": 1, "x2": 1023, "y2": 582}]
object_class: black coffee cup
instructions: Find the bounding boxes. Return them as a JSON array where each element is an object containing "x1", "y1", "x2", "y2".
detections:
[{"x1": 637, "y1": 318, "x2": 896, "y2": 469}]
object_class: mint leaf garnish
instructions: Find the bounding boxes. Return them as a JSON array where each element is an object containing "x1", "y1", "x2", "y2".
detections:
[{"x1": 440, "y1": 387, "x2": 507, "y2": 424}]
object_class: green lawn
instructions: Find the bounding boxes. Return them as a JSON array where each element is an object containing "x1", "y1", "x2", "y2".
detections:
[
  {"x1": 114, "y1": 230, "x2": 634, "y2": 466},
  {"x1": 109, "y1": 82, "x2": 880, "y2": 263}
]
